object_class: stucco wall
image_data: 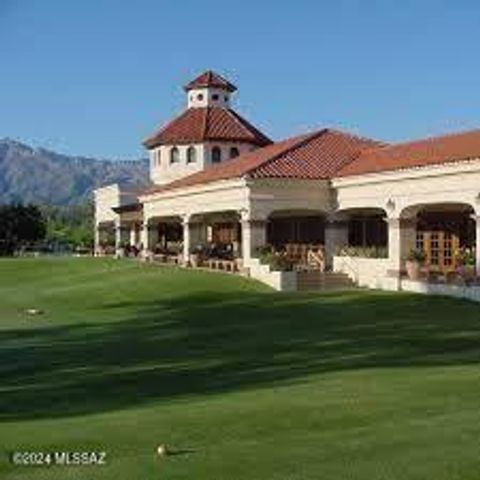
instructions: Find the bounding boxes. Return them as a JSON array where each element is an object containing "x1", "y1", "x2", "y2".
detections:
[
  {"x1": 333, "y1": 255, "x2": 398, "y2": 291},
  {"x1": 333, "y1": 159, "x2": 480, "y2": 216},
  {"x1": 247, "y1": 178, "x2": 333, "y2": 219},
  {"x1": 140, "y1": 179, "x2": 249, "y2": 219},
  {"x1": 247, "y1": 258, "x2": 297, "y2": 291},
  {"x1": 187, "y1": 87, "x2": 231, "y2": 108},
  {"x1": 94, "y1": 183, "x2": 140, "y2": 227},
  {"x1": 401, "y1": 279, "x2": 480, "y2": 303},
  {"x1": 94, "y1": 184, "x2": 121, "y2": 225},
  {"x1": 150, "y1": 144, "x2": 206, "y2": 185},
  {"x1": 150, "y1": 142, "x2": 255, "y2": 186}
]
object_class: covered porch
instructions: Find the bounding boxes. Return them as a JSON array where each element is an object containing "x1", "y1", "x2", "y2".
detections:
[
  {"x1": 143, "y1": 211, "x2": 244, "y2": 271},
  {"x1": 138, "y1": 177, "x2": 334, "y2": 276},
  {"x1": 398, "y1": 203, "x2": 478, "y2": 281},
  {"x1": 333, "y1": 202, "x2": 480, "y2": 290}
]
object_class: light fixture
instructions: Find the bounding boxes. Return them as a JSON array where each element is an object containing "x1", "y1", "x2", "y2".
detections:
[{"x1": 386, "y1": 198, "x2": 395, "y2": 211}]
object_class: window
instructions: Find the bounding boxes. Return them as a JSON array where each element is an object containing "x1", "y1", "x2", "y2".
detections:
[
  {"x1": 224, "y1": 96, "x2": 228, "y2": 102},
  {"x1": 156, "y1": 149, "x2": 161, "y2": 166},
  {"x1": 212, "y1": 93, "x2": 219, "y2": 101},
  {"x1": 186, "y1": 146, "x2": 196, "y2": 163},
  {"x1": 197, "y1": 93, "x2": 204, "y2": 101},
  {"x1": 170, "y1": 146, "x2": 180, "y2": 164},
  {"x1": 229, "y1": 146, "x2": 240, "y2": 159},
  {"x1": 211, "y1": 146, "x2": 222, "y2": 164}
]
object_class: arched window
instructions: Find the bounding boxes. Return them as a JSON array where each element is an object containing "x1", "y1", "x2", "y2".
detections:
[
  {"x1": 186, "y1": 146, "x2": 196, "y2": 163},
  {"x1": 229, "y1": 147, "x2": 240, "y2": 159},
  {"x1": 211, "y1": 146, "x2": 222, "y2": 164},
  {"x1": 170, "y1": 146, "x2": 180, "y2": 164}
]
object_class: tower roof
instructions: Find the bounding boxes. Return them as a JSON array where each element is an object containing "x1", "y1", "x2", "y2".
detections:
[
  {"x1": 143, "y1": 107, "x2": 271, "y2": 148},
  {"x1": 184, "y1": 70, "x2": 237, "y2": 92}
]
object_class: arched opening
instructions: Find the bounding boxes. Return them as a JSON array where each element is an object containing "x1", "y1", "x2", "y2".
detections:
[
  {"x1": 401, "y1": 203, "x2": 475, "y2": 275},
  {"x1": 265, "y1": 210, "x2": 326, "y2": 270},
  {"x1": 229, "y1": 146, "x2": 240, "y2": 159},
  {"x1": 267, "y1": 210, "x2": 326, "y2": 247},
  {"x1": 191, "y1": 211, "x2": 242, "y2": 263},
  {"x1": 348, "y1": 209, "x2": 388, "y2": 249},
  {"x1": 335, "y1": 208, "x2": 388, "y2": 258},
  {"x1": 169, "y1": 146, "x2": 180, "y2": 164},
  {"x1": 186, "y1": 146, "x2": 196, "y2": 163},
  {"x1": 211, "y1": 146, "x2": 222, "y2": 164}
]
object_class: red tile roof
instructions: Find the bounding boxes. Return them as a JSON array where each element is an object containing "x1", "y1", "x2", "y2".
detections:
[
  {"x1": 143, "y1": 129, "x2": 381, "y2": 196},
  {"x1": 338, "y1": 129, "x2": 480, "y2": 177},
  {"x1": 184, "y1": 70, "x2": 237, "y2": 92},
  {"x1": 143, "y1": 107, "x2": 272, "y2": 149},
  {"x1": 250, "y1": 129, "x2": 382, "y2": 179}
]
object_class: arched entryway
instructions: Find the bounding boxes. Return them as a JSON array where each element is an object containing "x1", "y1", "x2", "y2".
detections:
[
  {"x1": 332, "y1": 208, "x2": 388, "y2": 257},
  {"x1": 402, "y1": 203, "x2": 476, "y2": 274},
  {"x1": 267, "y1": 210, "x2": 326, "y2": 247}
]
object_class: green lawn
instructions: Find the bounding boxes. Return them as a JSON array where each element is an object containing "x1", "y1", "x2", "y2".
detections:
[{"x1": 1, "y1": 258, "x2": 480, "y2": 479}]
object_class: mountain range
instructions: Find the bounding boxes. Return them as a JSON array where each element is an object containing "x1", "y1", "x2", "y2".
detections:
[{"x1": 0, "y1": 138, "x2": 149, "y2": 206}]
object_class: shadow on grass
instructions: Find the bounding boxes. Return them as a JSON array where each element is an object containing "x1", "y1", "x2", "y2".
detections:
[{"x1": 1, "y1": 289, "x2": 480, "y2": 420}]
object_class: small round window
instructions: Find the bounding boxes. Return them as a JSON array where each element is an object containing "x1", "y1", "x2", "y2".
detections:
[{"x1": 197, "y1": 93, "x2": 204, "y2": 101}]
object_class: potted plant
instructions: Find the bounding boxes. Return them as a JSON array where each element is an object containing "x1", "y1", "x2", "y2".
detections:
[
  {"x1": 456, "y1": 247, "x2": 476, "y2": 284},
  {"x1": 405, "y1": 249, "x2": 426, "y2": 280}
]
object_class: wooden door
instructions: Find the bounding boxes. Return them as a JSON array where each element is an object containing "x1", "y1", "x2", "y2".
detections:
[
  {"x1": 212, "y1": 223, "x2": 237, "y2": 244},
  {"x1": 416, "y1": 231, "x2": 459, "y2": 272}
]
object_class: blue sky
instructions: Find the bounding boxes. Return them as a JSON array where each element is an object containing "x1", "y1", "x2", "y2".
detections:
[{"x1": 1, "y1": 0, "x2": 479, "y2": 159}]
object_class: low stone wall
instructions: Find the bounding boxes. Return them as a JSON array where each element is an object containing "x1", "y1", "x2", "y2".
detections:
[
  {"x1": 333, "y1": 256, "x2": 398, "y2": 291},
  {"x1": 401, "y1": 279, "x2": 480, "y2": 303},
  {"x1": 333, "y1": 255, "x2": 480, "y2": 303},
  {"x1": 246, "y1": 258, "x2": 297, "y2": 291}
]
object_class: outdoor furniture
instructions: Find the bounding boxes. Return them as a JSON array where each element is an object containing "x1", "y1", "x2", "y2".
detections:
[
  {"x1": 283, "y1": 243, "x2": 325, "y2": 270},
  {"x1": 206, "y1": 258, "x2": 238, "y2": 272}
]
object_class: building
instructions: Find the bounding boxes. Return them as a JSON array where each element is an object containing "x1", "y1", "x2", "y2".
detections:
[{"x1": 94, "y1": 70, "x2": 480, "y2": 293}]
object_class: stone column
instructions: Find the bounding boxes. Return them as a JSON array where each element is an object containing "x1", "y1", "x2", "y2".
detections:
[
  {"x1": 94, "y1": 225, "x2": 101, "y2": 256},
  {"x1": 324, "y1": 215, "x2": 349, "y2": 269},
  {"x1": 140, "y1": 222, "x2": 148, "y2": 252},
  {"x1": 114, "y1": 219, "x2": 124, "y2": 258},
  {"x1": 129, "y1": 224, "x2": 137, "y2": 247},
  {"x1": 182, "y1": 215, "x2": 191, "y2": 266},
  {"x1": 400, "y1": 217, "x2": 417, "y2": 260},
  {"x1": 387, "y1": 217, "x2": 402, "y2": 289},
  {"x1": 241, "y1": 212, "x2": 267, "y2": 266},
  {"x1": 140, "y1": 221, "x2": 156, "y2": 259}
]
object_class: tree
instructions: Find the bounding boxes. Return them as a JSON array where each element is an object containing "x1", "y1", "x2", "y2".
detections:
[
  {"x1": 0, "y1": 203, "x2": 46, "y2": 255},
  {"x1": 42, "y1": 202, "x2": 94, "y2": 250}
]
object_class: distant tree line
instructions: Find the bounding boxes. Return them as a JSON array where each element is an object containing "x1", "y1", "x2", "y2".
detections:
[
  {"x1": 0, "y1": 202, "x2": 93, "y2": 256},
  {"x1": 0, "y1": 204, "x2": 46, "y2": 255},
  {"x1": 41, "y1": 203, "x2": 94, "y2": 251}
]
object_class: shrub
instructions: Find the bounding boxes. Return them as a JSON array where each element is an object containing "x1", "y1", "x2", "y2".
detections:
[
  {"x1": 336, "y1": 245, "x2": 388, "y2": 259},
  {"x1": 406, "y1": 248, "x2": 426, "y2": 263},
  {"x1": 456, "y1": 247, "x2": 475, "y2": 267},
  {"x1": 254, "y1": 245, "x2": 294, "y2": 272}
]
